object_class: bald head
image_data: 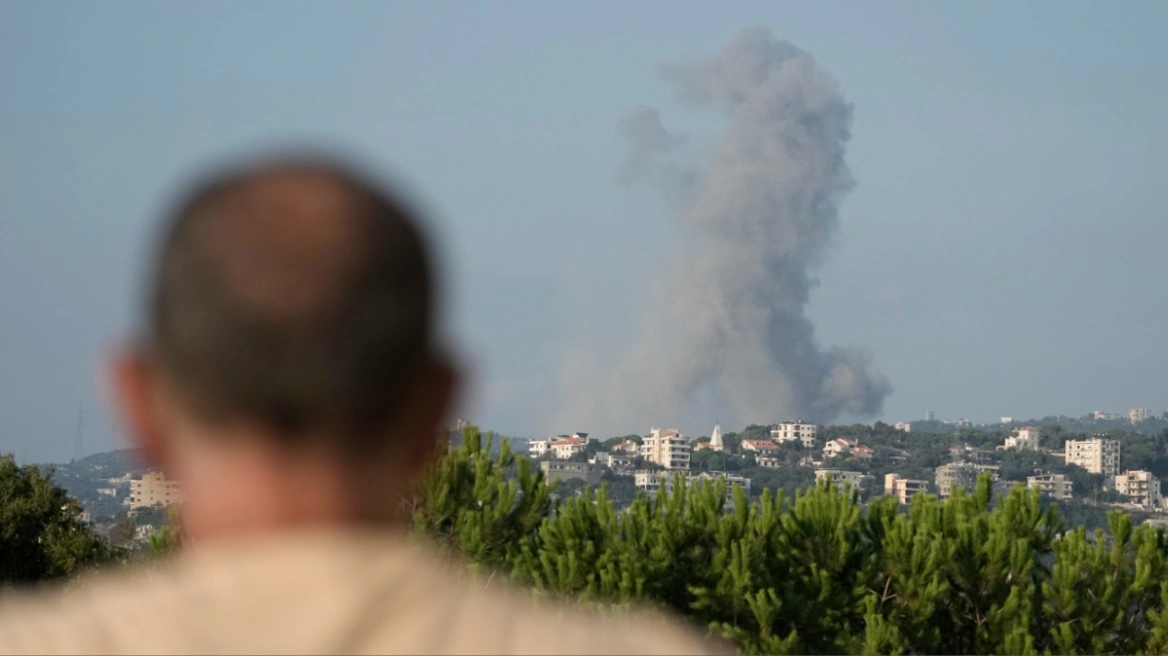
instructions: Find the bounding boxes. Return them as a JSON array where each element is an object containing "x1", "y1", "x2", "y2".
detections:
[{"x1": 147, "y1": 158, "x2": 437, "y2": 451}]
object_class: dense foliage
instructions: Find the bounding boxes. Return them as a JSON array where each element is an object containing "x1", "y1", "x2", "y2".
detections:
[
  {"x1": 0, "y1": 455, "x2": 125, "y2": 585},
  {"x1": 412, "y1": 428, "x2": 1168, "y2": 655}
]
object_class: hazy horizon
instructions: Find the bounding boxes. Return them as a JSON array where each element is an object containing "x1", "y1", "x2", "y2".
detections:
[{"x1": 3, "y1": 2, "x2": 1167, "y2": 462}]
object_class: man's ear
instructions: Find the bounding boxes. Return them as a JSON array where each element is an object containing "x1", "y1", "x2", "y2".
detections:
[
  {"x1": 106, "y1": 347, "x2": 170, "y2": 472},
  {"x1": 404, "y1": 357, "x2": 461, "y2": 472}
]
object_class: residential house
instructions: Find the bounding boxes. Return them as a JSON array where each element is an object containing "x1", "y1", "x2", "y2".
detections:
[
  {"x1": 756, "y1": 454, "x2": 781, "y2": 469},
  {"x1": 740, "y1": 439, "x2": 781, "y2": 456},
  {"x1": 1004, "y1": 427, "x2": 1041, "y2": 451},
  {"x1": 611, "y1": 440, "x2": 640, "y2": 455},
  {"x1": 893, "y1": 422, "x2": 912, "y2": 433},
  {"x1": 823, "y1": 438, "x2": 858, "y2": 460},
  {"x1": 551, "y1": 436, "x2": 587, "y2": 460},
  {"x1": 848, "y1": 445, "x2": 874, "y2": 462},
  {"x1": 528, "y1": 439, "x2": 551, "y2": 458}
]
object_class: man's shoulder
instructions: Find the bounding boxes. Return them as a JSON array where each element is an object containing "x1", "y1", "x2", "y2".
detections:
[
  {"x1": 0, "y1": 533, "x2": 728, "y2": 655},
  {"x1": 410, "y1": 571, "x2": 725, "y2": 655}
]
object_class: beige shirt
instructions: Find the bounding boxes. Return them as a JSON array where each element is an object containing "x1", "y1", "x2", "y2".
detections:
[{"x1": 0, "y1": 528, "x2": 724, "y2": 655}]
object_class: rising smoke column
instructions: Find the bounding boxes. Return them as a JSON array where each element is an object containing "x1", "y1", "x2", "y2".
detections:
[{"x1": 563, "y1": 27, "x2": 892, "y2": 433}]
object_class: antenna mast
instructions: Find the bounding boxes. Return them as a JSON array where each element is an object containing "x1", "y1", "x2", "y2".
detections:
[{"x1": 73, "y1": 405, "x2": 84, "y2": 463}]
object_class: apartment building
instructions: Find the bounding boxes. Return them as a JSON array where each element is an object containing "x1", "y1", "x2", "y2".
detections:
[
  {"x1": 884, "y1": 474, "x2": 928, "y2": 505},
  {"x1": 634, "y1": 469, "x2": 664, "y2": 492},
  {"x1": 1131, "y1": 408, "x2": 1152, "y2": 423},
  {"x1": 772, "y1": 421, "x2": 817, "y2": 448},
  {"x1": 641, "y1": 427, "x2": 691, "y2": 470},
  {"x1": 1115, "y1": 470, "x2": 1162, "y2": 508},
  {"x1": 1027, "y1": 473, "x2": 1073, "y2": 500},
  {"x1": 127, "y1": 471, "x2": 181, "y2": 509},
  {"x1": 815, "y1": 469, "x2": 865, "y2": 488},
  {"x1": 1065, "y1": 437, "x2": 1121, "y2": 476},
  {"x1": 935, "y1": 462, "x2": 999, "y2": 499},
  {"x1": 894, "y1": 422, "x2": 912, "y2": 433}
]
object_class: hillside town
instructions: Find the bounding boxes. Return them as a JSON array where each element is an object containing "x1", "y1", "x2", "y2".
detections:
[
  {"x1": 514, "y1": 408, "x2": 1168, "y2": 527},
  {"x1": 45, "y1": 407, "x2": 1168, "y2": 540}
]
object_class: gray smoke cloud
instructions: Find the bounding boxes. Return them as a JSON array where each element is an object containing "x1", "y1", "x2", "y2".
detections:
[{"x1": 557, "y1": 27, "x2": 891, "y2": 435}]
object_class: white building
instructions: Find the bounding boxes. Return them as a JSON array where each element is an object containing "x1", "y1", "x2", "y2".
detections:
[
  {"x1": 551, "y1": 436, "x2": 587, "y2": 459},
  {"x1": 1115, "y1": 470, "x2": 1162, "y2": 508},
  {"x1": 884, "y1": 474, "x2": 928, "y2": 505},
  {"x1": 1027, "y1": 473, "x2": 1073, "y2": 500},
  {"x1": 708, "y1": 424, "x2": 725, "y2": 452},
  {"x1": 823, "y1": 438, "x2": 858, "y2": 460},
  {"x1": 1004, "y1": 427, "x2": 1041, "y2": 451},
  {"x1": 590, "y1": 452, "x2": 632, "y2": 470},
  {"x1": 610, "y1": 440, "x2": 639, "y2": 455},
  {"x1": 756, "y1": 454, "x2": 781, "y2": 469},
  {"x1": 1131, "y1": 408, "x2": 1152, "y2": 424},
  {"x1": 815, "y1": 469, "x2": 866, "y2": 488},
  {"x1": 772, "y1": 421, "x2": 817, "y2": 448},
  {"x1": 740, "y1": 439, "x2": 781, "y2": 455},
  {"x1": 893, "y1": 422, "x2": 912, "y2": 433},
  {"x1": 528, "y1": 439, "x2": 551, "y2": 458},
  {"x1": 1065, "y1": 437, "x2": 1121, "y2": 476},
  {"x1": 641, "y1": 428, "x2": 691, "y2": 470},
  {"x1": 1000, "y1": 417, "x2": 1014, "y2": 424},
  {"x1": 634, "y1": 469, "x2": 664, "y2": 492}
]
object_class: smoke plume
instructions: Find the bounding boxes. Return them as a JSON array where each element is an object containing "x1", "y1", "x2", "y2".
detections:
[{"x1": 559, "y1": 27, "x2": 891, "y2": 435}]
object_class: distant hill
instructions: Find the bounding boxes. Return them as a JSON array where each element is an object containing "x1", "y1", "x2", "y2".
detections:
[{"x1": 36, "y1": 449, "x2": 152, "y2": 521}]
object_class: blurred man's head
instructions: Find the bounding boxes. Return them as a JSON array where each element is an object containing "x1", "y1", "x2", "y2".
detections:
[{"x1": 110, "y1": 155, "x2": 458, "y2": 538}]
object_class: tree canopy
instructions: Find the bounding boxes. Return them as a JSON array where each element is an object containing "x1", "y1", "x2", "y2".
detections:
[{"x1": 0, "y1": 455, "x2": 124, "y2": 585}]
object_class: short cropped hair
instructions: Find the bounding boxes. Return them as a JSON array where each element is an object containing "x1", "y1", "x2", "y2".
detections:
[{"x1": 145, "y1": 155, "x2": 435, "y2": 449}]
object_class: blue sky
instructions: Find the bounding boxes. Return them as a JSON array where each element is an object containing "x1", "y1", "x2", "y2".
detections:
[{"x1": 2, "y1": 2, "x2": 1167, "y2": 462}]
